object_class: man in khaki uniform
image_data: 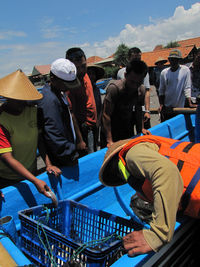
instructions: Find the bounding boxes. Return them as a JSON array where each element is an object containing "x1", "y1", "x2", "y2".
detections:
[{"x1": 99, "y1": 136, "x2": 190, "y2": 255}]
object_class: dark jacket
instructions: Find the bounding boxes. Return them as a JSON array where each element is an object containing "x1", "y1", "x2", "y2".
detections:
[{"x1": 37, "y1": 84, "x2": 78, "y2": 166}]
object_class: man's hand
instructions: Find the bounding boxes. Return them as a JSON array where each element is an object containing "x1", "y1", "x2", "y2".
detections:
[
  {"x1": 33, "y1": 178, "x2": 52, "y2": 198},
  {"x1": 189, "y1": 103, "x2": 197, "y2": 108},
  {"x1": 158, "y1": 105, "x2": 163, "y2": 113},
  {"x1": 144, "y1": 112, "x2": 151, "y2": 122},
  {"x1": 107, "y1": 140, "x2": 114, "y2": 148},
  {"x1": 142, "y1": 128, "x2": 151, "y2": 135},
  {"x1": 76, "y1": 140, "x2": 87, "y2": 151},
  {"x1": 46, "y1": 165, "x2": 62, "y2": 177},
  {"x1": 186, "y1": 98, "x2": 197, "y2": 108},
  {"x1": 123, "y1": 230, "x2": 152, "y2": 256}
]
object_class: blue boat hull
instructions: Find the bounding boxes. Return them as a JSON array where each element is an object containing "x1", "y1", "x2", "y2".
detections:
[{"x1": 0, "y1": 114, "x2": 199, "y2": 266}]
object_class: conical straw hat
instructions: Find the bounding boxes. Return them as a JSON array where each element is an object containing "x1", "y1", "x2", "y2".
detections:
[
  {"x1": 155, "y1": 57, "x2": 168, "y2": 65},
  {"x1": 87, "y1": 64, "x2": 105, "y2": 80},
  {"x1": 0, "y1": 69, "x2": 42, "y2": 101}
]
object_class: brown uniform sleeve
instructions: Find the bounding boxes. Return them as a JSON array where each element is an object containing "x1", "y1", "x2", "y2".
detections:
[{"x1": 125, "y1": 142, "x2": 183, "y2": 251}]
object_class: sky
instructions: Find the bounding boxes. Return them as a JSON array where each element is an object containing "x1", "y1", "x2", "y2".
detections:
[{"x1": 0, "y1": 0, "x2": 200, "y2": 77}]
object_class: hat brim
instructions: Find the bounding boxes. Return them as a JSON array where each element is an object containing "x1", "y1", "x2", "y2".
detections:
[
  {"x1": 87, "y1": 65, "x2": 105, "y2": 80},
  {"x1": 168, "y1": 56, "x2": 182, "y2": 59},
  {"x1": 155, "y1": 60, "x2": 168, "y2": 65},
  {"x1": 0, "y1": 70, "x2": 43, "y2": 101},
  {"x1": 99, "y1": 139, "x2": 131, "y2": 187}
]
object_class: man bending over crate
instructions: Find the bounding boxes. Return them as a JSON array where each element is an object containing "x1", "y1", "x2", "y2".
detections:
[{"x1": 99, "y1": 135, "x2": 200, "y2": 255}]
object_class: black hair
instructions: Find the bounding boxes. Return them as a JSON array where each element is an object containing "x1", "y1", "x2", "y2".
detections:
[
  {"x1": 128, "y1": 47, "x2": 141, "y2": 58},
  {"x1": 126, "y1": 59, "x2": 148, "y2": 76},
  {"x1": 102, "y1": 154, "x2": 125, "y2": 186},
  {"x1": 50, "y1": 71, "x2": 65, "y2": 83},
  {"x1": 195, "y1": 48, "x2": 200, "y2": 55},
  {"x1": 65, "y1": 47, "x2": 86, "y2": 61},
  {"x1": 50, "y1": 71, "x2": 57, "y2": 79}
]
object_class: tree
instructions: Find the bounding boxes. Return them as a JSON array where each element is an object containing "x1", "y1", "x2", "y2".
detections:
[
  {"x1": 114, "y1": 43, "x2": 129, "y2": 67},
  {"x1": 164, "y1": 41, "x2": 180, "y2": 48},
  {"x1": 104, "y1": 65, "x2": 119, "y2": 79}
]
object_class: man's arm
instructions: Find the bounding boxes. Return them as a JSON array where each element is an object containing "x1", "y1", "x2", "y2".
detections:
[
  {"x1": 102, "y1": 82, "x2": 119, "y2": 147},
  {"x1": 38, "y1": 131, "x2": 62, "y2": 177},
  {"x1": 0, "y1": 152, "x2": 52, "y2": 198},
  {"x1": 102, "y1": 99, "x2": 113, "y2": 147},
  {"x1": 66, "y1": 90, "x2": 87, "y2": 152},
  {"x1": 158, "y1": 71, "x2": 166, "y2": 112},
  {"x1": 71, "y1": 113, "x2": 87, "y2": 151},
  {"x1": 144, "y1": 89, "x2": 151, "y2": 123},
  {"x1": 158, "y1": 95, "x2": 165, "y2": 112},
  {"x1": 143, "y1": 73, "x2": 151, "y2": 122},
  {"x1": 184, "y1": 69, "x2": 197, "y2": 108},
  {"x1": 123, "y1": 142, "x2": 183, "y2": 254}
]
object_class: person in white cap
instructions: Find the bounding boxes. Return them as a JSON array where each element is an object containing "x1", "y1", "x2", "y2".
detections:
[
  {"x1": 0, "y1": 70, "x2": 60, "y2": 197},
  {"x1": 37, "y1": 58, "x2": 80, "y2": 166},
  {"x1": 159, "y1": 49, "x2": 196, "y2": 121}
]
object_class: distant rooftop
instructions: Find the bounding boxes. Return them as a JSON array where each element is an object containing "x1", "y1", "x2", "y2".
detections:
[{"x1": 31, "y1": 36, "x2": 200, "y2": 74}]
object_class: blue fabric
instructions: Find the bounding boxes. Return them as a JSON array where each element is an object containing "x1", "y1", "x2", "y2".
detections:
[
  {"x1": 37, "y1": 84, "x2": 77, "y2": 166},
  {"x1": 184, "y1": 167, "x2": 200, "y2": 195},
  {"x1": 181, "y1": 167, "x2": 200, "y2": 211},
  {"x1": 170, "y1": 141, "x2": 183, "y2": 149}
]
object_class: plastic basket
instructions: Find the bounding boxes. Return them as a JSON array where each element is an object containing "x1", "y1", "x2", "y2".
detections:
[{"x1": 19, "y1": 200, "x2": 143, "y2": 266}]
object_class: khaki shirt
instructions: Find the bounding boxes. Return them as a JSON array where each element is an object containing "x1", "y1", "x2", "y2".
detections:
[{"x1": 125, "y1": 142, "x2": 183, "y2": 251}]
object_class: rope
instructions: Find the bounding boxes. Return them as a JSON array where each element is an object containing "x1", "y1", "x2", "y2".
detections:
[
  {"x1": 71, "y1": 232, "x2": 123, "y2": 260},
  {"x1": 36, "y1": 206, "x2": 123, "y2": 266},
  {"x1": 36, "y1": 206, "x2": 58, "y2": 267}
]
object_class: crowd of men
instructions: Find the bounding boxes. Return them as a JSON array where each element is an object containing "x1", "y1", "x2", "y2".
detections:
[
  {"x1": 0, "y1": 45, "x2": 199, "y2": 193},
  {"x1": 0, "y1": 46, "x2": 199, "y2": 257}
]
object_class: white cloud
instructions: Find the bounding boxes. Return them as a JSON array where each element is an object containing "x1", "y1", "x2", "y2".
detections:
[
  {"x1": 82, "y1": 3, "x2": 200, "y2": 57},
  {"x1": 0, "y1": 30, "x2": 26, "y2": 40},
  {"x1": 0, "y1": 3, "x2": 200, "y2": 77}
]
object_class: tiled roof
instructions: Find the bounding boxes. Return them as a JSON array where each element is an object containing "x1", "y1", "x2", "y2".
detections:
[
  {"x1": 34, "y1": 64, "x2": 51, "y2": 75},
  {"x1": 153, "y1": 37, "x2": 200, "y2": 51},
  {"x1": 87, "y1": 56, "x2": 103, "y2": 65},
  {"x1": 142, "y1": 36, "x2": 200, "y2": 67},
  {"x1": 95, "y1": 57, "x2": 114, "y2": 65},
  {"x1": 142, "y1": 46, "x2": 194, "y2": 67},
  {"x1": 177, "y1": 36, "x2": 200, "y2": 48},
  {"x1": 153, "y1": 45, "x2": 163, "y2": 51}
]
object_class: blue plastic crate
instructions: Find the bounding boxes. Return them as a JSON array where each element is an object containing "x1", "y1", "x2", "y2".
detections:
[{"x1": 18, "y1": 200, "x2": 142, "y2": 266}]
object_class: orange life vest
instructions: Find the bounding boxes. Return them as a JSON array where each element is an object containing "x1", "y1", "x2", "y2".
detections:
[{"x1": 118, "y1": 135, "x2": 200, "y2": 218}]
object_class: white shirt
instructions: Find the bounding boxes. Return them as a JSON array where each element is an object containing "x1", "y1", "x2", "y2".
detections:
[{"x1": 159, "y1": 65, "x2": 191, "y2": 107}]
